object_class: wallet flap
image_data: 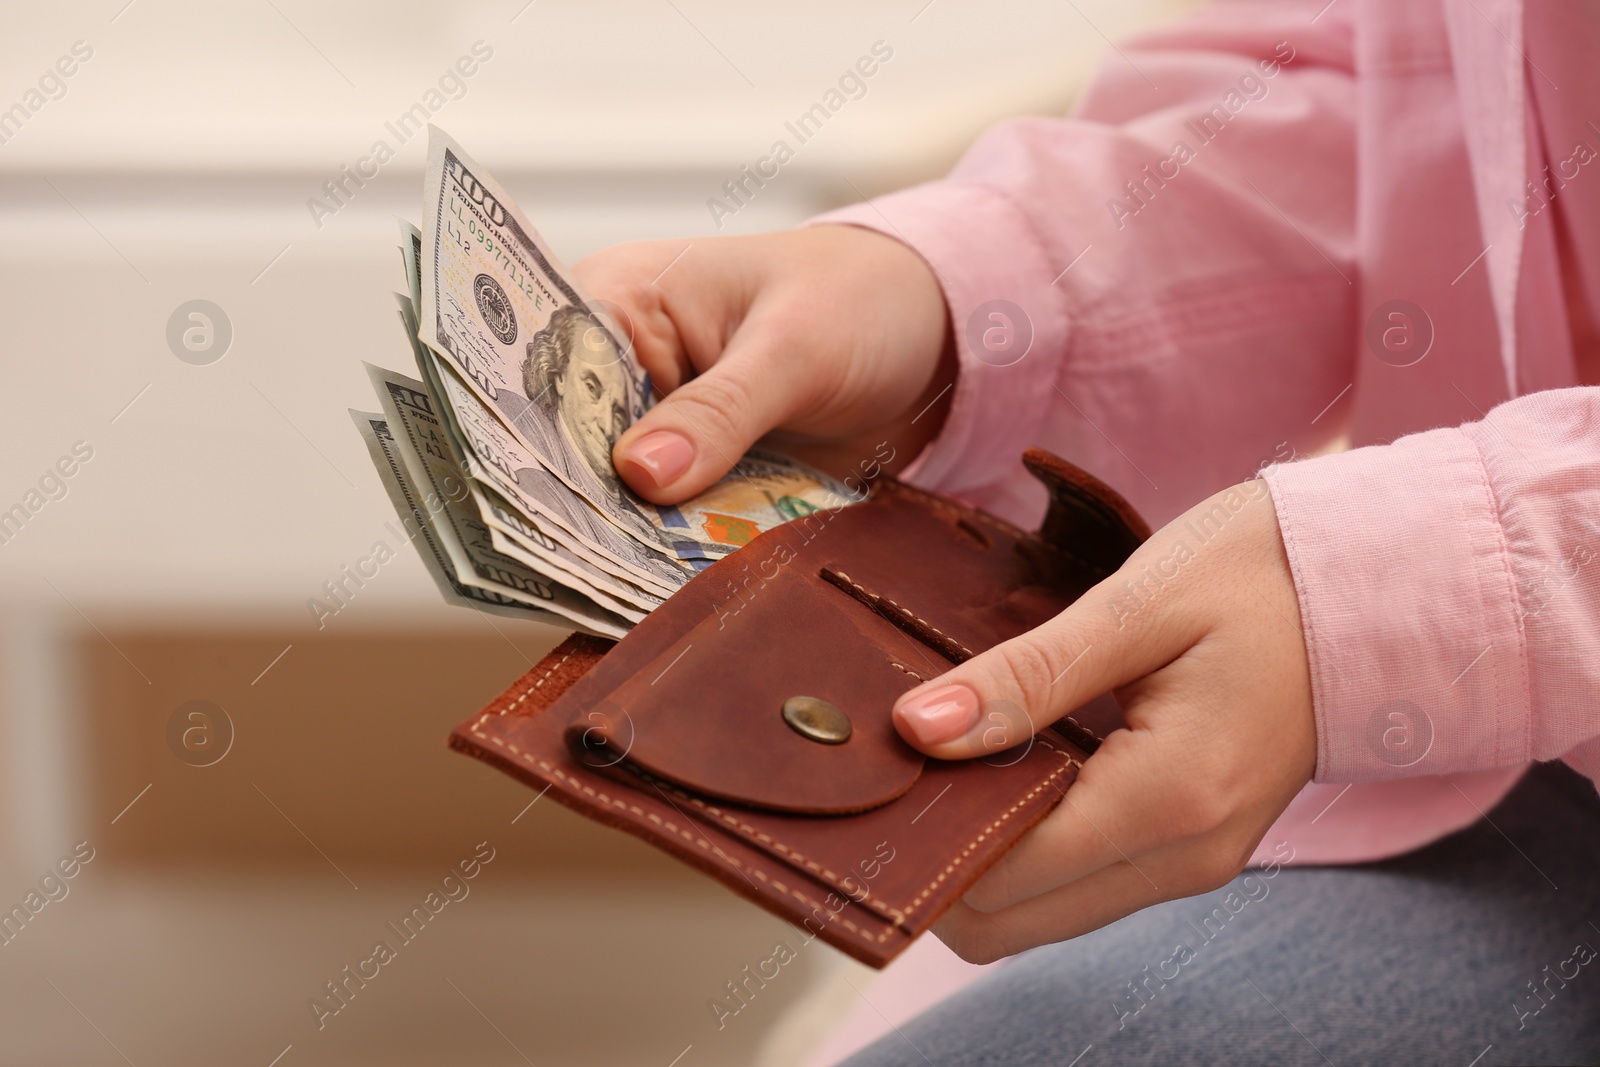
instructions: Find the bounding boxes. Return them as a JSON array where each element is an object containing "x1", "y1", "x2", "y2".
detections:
[
  {"x1": 543, "y1": 474, "x2": 1106, "y2": 816},
  {"x1": 560, "y1": 583, "x2": 927, "y2": 815},
  {"x1": 1025, "y1": 447, "x2": 1150, "y2": 572}
]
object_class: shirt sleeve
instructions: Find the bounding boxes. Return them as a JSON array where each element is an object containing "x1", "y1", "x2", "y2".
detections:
[
  {"x1": 1263, "y1": 387, "x2": 1600, "y2": 783},
  {"x1": 808, "y1": 0, "x2": 1358, "y2": 531}
]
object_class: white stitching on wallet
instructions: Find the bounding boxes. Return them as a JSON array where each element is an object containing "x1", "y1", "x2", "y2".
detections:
[
  {"x1": 471, "y1": 642, "x2": 1086, "y2": 940},
  {"x1": 1059, "y1": 715, "x2": 1106, "y2": 744},
  {"x1": 897, "y1": 736, "x2": 1080, "y2": 920},
  {"x1": 828, "y1": 568, "x2": 977, "y2": 660},
  {"x1": 471, "y1": 715, "x2": 893, "y2": 945},
  {"x1": 470, "y1": 652, "x2": 895, "y2": 946},
  {"x1": 631, "y1": 773, "x2": 911, "y2": 925}
]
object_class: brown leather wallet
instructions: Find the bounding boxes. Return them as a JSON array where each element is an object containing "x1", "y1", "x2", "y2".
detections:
[{"x1": 449, "y1": 449, "x2": 1149, "y2": 967}]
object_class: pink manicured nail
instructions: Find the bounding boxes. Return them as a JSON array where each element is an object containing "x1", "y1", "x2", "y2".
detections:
[
  {"x1": 624, "y1": 431, "x2": 693, "y2": 489},
  {"x1": 896, "y1": 684, "x2": 980, "y2": 746}
]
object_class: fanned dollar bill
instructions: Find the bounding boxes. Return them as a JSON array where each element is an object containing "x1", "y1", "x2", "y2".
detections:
[
  {"x1": 416, "y1": 127, "x2": 856, "y2": 564},
  {"x1": 395, "y1": 232, "x2": 687, "y2": 596},
  {"x1": 367, "y1": 363, "x2": 638, "y2": 634},
  {"x1": 350, "y1": 410, "x2": 599, "y2": 632},
  {"x1": 417, "y1": 129, "x2": 653, "y2": 532},
  {"x1": 352, "y1": 130, "x2": 863, "y2": 634}
]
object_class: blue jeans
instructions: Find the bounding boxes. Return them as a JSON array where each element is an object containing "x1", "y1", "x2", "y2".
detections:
[{"x1": 841, "y1": 761, "x2": 1600, "y2": 1066}]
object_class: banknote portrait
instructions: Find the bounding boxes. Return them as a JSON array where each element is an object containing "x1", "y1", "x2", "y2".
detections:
[
  {"x1": 414, "y1": 131, "x2": 856, "y2": 594},
  {"x1": 522, "y1": 304, "x2": 644, "y2": 514}
]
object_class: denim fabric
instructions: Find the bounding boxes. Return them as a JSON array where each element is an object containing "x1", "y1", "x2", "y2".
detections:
[{"x1": 840, "y1": 761, "x2": 1600, "y2": 1067}]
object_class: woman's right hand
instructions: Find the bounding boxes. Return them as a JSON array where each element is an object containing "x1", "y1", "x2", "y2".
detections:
[{"x1": 573, "y1": 225, "x2": 954, "y2": 505}]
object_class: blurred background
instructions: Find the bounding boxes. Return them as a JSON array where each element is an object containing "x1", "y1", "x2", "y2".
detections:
[{"x1": 0, "y1": 1, "x2": 1195, "y2": 1063}]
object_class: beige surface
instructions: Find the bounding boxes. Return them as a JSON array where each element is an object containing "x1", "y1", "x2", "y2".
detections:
[{"x1": 0, "y1": 870, "x2": 855, "y2": 1066}]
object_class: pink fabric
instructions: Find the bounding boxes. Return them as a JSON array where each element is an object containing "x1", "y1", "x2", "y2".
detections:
[{"x1": 812, "y1": 0, "x2": 1600, "y2": 866}]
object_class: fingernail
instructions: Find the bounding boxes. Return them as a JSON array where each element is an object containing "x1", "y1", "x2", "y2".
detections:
[
  {"x1": 623, "y1": 431, "x2": 693, "y2": 489},
  {"x1": 896, "y1": 684, "x2": 980, "y2": 746}
]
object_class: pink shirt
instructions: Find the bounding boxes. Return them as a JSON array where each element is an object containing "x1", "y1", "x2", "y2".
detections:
[{"x1": 816, "y1": 0, "x2": 1600, "y2": 865}]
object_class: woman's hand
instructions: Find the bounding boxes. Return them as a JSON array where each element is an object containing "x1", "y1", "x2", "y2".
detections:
[
  {"x1": 573, "y1": 226, "x2": 953, "y2": 504},
  {"x1": 890, "y1": 480, "x2": 1317, "y2": 964}
]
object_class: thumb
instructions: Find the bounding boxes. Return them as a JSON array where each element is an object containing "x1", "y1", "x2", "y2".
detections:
[
  {"x1": 890, "y1": 582, "x2": 1196, "y2": 760},
  {"x1": 612, "y1": 327, "x2": 807, "y2": 504}
]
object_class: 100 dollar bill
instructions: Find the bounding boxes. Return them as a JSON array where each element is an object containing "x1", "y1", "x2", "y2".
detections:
[
  {"x1": 368, "y1": 363, "x2": 639, "y2": 634},
  {"x1": 415, "y1": 128, "x2": 856, "y2": 566},
  {"x1": 354, "y1": 131, "x2": 866, "y2": 633},
  {"x1": 351, "y1": 410, "x2": 587, "y2": 631}
]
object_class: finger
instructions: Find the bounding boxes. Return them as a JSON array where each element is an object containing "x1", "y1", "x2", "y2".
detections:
[
  {"x1": 932, "y1": 816, "x2": 1266, "y2": 966},
  {"x1": 572, "y1": 243, "x2": 703, "y2": 395},
  {"x1": 937, "y1": 804, "x2": 1262, "y2": 963},
  {"x1": 934, "y1": 825, "x2": 1260, "y2": 966},
  {"x1": 959, "y1": 713, "x2": 1206, "y2": 912},
  {"x1": 612, "y1": 305, "x2": 821, "y2": 502},
  {"x1": 963, "y1": 728, "x2": 1162, "y2": 912},
  {"x1": 889, "y1": 555, "x2": 1201, "y2": 760},
  {"x1": 934, "y1": 856, "x2": 1172, "y2": 965},
  {"x1": 958, "y1": 645, "x2": 1275, "y2": 914}
]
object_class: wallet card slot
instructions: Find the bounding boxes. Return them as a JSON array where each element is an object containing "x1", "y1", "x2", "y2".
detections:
[
  {"x1": 819, "y1": 566, "x2": 974, "y2": 666},
  {"x1": 584, "y1": 580, "x2": 929, "y2": 816},
  {"x1": 953, "y1": 516, "x2": 992, "y2": 549}
]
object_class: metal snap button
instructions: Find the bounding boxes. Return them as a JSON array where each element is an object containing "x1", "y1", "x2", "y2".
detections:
[{"x1": 781, "y1": 696, "x2": 852, "y2": 745}]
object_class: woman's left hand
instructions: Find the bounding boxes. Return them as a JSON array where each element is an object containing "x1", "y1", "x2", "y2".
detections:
[{"x1": 891, "y1": 480, "x2": 1317, "y2": 964}]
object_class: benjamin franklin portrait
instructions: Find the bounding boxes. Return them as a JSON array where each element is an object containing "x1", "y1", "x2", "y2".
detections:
[{"x1": 520, "y1": 304, "x2": 663, "y2": 546}]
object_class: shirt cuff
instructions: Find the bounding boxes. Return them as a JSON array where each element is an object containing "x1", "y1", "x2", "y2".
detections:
[
  {"x1": 1262, "y1": 427, "x2": 1531, "y2": 782},
  {"x1": 807, "y1": 182, "x2": 1069, "y2": 495}
]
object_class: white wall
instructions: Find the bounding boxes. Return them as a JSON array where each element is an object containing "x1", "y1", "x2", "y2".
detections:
[{"x1": 0, "y1": 0, "x2": 1195, "y2": 616}]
